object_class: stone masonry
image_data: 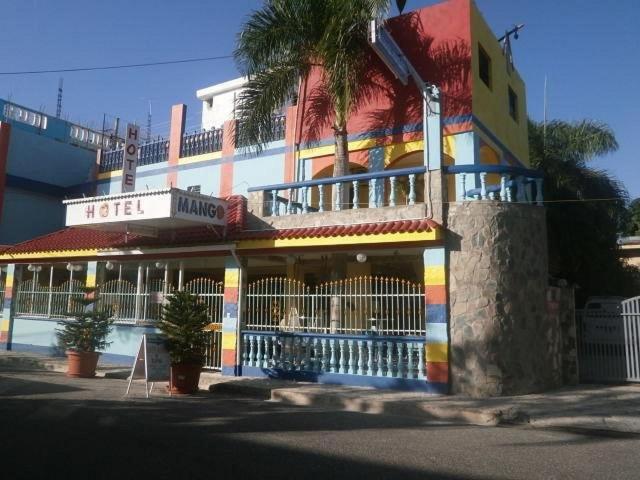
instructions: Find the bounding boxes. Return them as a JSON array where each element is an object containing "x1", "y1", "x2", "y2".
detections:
[{"x1": 447, "y1": 201, "x2": 562, "y2": 397}]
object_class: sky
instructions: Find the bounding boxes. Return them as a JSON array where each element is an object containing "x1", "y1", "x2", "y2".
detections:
[{"x1": 0, "y1": 0, "x2": 638, "y2": 197}]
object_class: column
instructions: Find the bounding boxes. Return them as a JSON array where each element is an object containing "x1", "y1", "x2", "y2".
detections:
[
  {"x1": 219, "y1": 119, "x2": 237, "y2": 197},
  {"x1": 0, "y1": 264, "x2": 21, "y2": 350},
  {"x1": 85, "y1": 261, "x2": 98, "y2": 309},
  {"x1": 424, "y1": 247, "x2": 449, "y2": 389},
  {"x1": 221, "y1": 257, "x2": 245, "y2": 376},
  {"x1": 166, "y1": 104, "x2": 187, "y2": 188}
]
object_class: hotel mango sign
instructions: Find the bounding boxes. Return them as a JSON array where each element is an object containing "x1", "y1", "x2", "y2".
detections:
[{"x1": 63, "y1": 188, "x2": 227, "y2": 232}]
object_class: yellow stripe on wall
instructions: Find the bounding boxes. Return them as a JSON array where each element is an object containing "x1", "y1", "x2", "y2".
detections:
[
  {"x1": 237, "y1": 229, "x2": 440, "y2": 251},
  {"x1": 424, "y1": 265, "x2": 446, "y2": 286},
  {"x1": 0, "y1": 319, "x2": 10, "y2": 331},
  {"x1": 178, "y1": 151, "x2": 222, "y2": 166},
  {"x1": 222, "y1": 334, "x2": 237, "y2": 350},
  {"x1": 426, "y1": 343, "x2": 448, "y2": 362},
  {"x1": 224, "y1": 269, "x2": 239, "y2": 286}
]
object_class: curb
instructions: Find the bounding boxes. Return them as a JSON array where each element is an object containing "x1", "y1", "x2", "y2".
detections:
[{"x1": 209, "y1": 381, "x2": 519, "y2": 427}]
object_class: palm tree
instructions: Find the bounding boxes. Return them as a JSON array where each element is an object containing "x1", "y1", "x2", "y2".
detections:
[
  {"x1": 529, "y1": 119, "x2": 638, "y2": 302},
  {"x1": 234, "y1": 0, "x2": 390, "y2": 205}
]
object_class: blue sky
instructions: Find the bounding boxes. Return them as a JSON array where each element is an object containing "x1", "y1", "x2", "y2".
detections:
[{"x1": 1, "y1": 0, "x2": 638, "y2": 197}]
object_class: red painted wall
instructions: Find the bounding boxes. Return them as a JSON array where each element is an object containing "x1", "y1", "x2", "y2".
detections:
[{"x1": 296, "y1": 0, "x2": 472, "y2": 147}]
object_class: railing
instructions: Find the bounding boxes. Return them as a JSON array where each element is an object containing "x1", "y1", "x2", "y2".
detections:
[
  {"x1": 248, "y1": 166, "x2": 426, "y2": 217},
  {"x1": 3, "y1": 102, "x2": 47, "y2": 130},
  {"x1": 99, "y1": 137, "x2": 169, "y2": 173},
  {"x1": 443, "y1": 165, "x2": 544, "y2": 205},
  {"x1": 0, "y1": 276, "x2": 6, "y2": 310},
  {"x1": 15, "y1": 279, "x2": 85, "y2": 317},
  {"x1": 246, "y1": 276, "x2": 424, "y2": 336},
  {"x1": 236, "y1": 114, "x2": 287, "y2": 148},
  {"x1": 180, "y1": 127, "x2": 223, "y2": 157},
  {"x1": 241, "y1": 331, "x2": 426, "y2": 379}
]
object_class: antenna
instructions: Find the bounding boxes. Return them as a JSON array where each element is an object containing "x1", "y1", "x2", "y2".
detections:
[
  {"x1": 146, "y1": 100, "x2": 152, "y2": 142},
  {"x1": 56, "y1": 78, "x2": 63, "y2": 118}
]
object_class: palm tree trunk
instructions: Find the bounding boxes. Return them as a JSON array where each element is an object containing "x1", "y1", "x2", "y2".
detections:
[{"x1": 333, "y1": 124, "x2": 350, "y2": 210}]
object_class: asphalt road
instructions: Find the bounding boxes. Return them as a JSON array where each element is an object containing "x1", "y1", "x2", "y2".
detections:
[{"x1": 1, "y1": 369, "x2": 639, "y2": 480}]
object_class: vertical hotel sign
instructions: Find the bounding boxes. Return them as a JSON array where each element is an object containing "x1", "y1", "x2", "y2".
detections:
[{"x1": 121, "y1": 123, "x2": 139, "y2": 193}]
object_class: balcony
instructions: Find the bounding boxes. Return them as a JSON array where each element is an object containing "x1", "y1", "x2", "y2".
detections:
[
  {"x1": 99, "y1": 137, "x2": 169, "y2": 173},
  {"x1": 246, "y1": 164, "x2": 543, "y2": 231},
  {"x1": 180, "y1": 127, "x2": 223, "y2": 157}
]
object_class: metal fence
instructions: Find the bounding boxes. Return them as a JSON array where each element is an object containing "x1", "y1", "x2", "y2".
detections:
[
  {"x1": 577, "y1": 296, "x2": 640, "y2": 383},
  {"x1": 15, "y1": 279, "x2": 85, "y2": 317},
  {"x1": 0, "y1": 275, "x2": 5, "y2": 310},
  {"x1": 245, "y1": 276, "x2": 424, "y2": 336},
  {"x1": 184, "y1": 278, "x2": 224, "y2": 369}
]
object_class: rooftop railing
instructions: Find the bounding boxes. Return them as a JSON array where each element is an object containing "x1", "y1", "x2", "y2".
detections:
[
  {"x1": 236, "y1": 114, "x2": 286, "y2": 148},
  {"x1": 99, "y1": 136, "x2": 169, "y2": 173},
  {"x1": 180, "y1": 127, "x2": 223, "y2": 157}
]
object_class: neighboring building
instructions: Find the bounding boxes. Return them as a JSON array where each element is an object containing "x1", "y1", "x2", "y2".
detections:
[
  {"x1": 620, "y1": 236, "x2": 640, "y2": 268},
  {"x1": 0, "y1": 0, "x2": 574, "y2": 397},
  {"x1": 0, "y1": 99, "x2": 118, "y2": 245}
]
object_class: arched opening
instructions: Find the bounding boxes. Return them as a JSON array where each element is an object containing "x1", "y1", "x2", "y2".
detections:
[
  {"x1": 311, "y1": 163, "x2": 369, "y2": 211},
  {"x1": 386, "y1": 151, "x2": 424, "y2": 205}
]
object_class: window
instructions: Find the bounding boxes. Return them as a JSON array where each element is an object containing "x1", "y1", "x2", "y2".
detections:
[
  {"x1": 508, "y1": 86, "x2": 518, "y2": 121},
  {"x1": 187, "y1": 185, "x2": 201, "y2": 194},
  {"x1": 478, "y1": 44, "x2": 492, "y2": 89}
]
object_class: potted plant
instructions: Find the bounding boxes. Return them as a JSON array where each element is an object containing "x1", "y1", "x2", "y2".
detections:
[
  {"x1": 158, "y1": 290, "x2": 210, "y2": 394},
  {"x1": 56, "y1": 286, "x2": 113, "y2": 378}
]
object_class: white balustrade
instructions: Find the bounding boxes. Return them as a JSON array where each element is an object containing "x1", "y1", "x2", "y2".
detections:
[{"x1": 241, "y1": 332, "x2": 426, "y2": 381}]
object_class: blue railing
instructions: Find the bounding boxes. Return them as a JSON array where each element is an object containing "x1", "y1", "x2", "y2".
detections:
[
  {"x1": 443, "y1": 164, "x2": 544, "y2": 205},
  {"x1": 241, "y1": 330, "x2": 426, "y2": 379},
  {"x1": 99, "y1": 137, "x2": 169, "y2": 173},
  {"x1": 180, "y1": 127, "x2": 223, "y2": 157},
  {"x1": 248, "y1": 166, "x2": 426, "y2": 216}
]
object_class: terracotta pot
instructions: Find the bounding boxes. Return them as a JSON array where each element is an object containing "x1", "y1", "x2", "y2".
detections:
[
  {"x1": 169, "y1": 363, "x2": 202, "y2": 394},
  {"x1": 66, "y1": 351, "x2": 100, "y2": 378}
]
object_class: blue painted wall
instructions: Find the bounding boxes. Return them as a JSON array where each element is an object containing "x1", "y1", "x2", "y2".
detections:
[
  {"x1": 6, "y1": 127, "x2": 95, "y2": 187},
  {"x1": 11, "y1": 317, "x2": 158, "y2": 365},
  {"x1": 0, "y1": 187, "x2": 65, "y2": 244}
]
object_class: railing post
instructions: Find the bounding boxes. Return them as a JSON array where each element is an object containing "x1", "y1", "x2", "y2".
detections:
[
  {"x1": 516, "y1": 176, "x2": 526, "y2": 202},
  {"x1": 302, "y1": 186, "x2": 309, "y2": 214},
  {"x1": 352, "y1": 180, "x2": 359, "y2": 209},
  {"x1": 318, "y1": 185, "x2": 325, "y2": 212},
  {"x1": 370, "y1": 178, "x2": 378, "y2": 208},
  {"x1": 500, "y1": 175, "x2": 508, "y2": 201},
  {"x1": 287, "y1": 188, "x2": 293, "y2": 214},
  {"x1": 46, "y1": 266, "x2": 54, "y2": 318},
  {"x1": 480, "y1": 172, "x2": 487, "y2": 200},
  {"x1": 135, "y1": 264, "x2": 144, "y2": 322},
  {"x1": 271, "y1": 189, "x2": 278, "y2": 216},
  {"x1": 535, "y1": 178, "x2": 544, "y2": 206},
  {"x1": 461, "y1": 173, "x2": 467, "y2": 200},
  {"x1": 334, "y1": 183, "x2": 342, "y2": 211},
  {"x1": 389, "y1": 176, "x2": 397, "y2": 207},
  {"x1": 408, "y1": 175, "x2": 416, "y2": 206}
]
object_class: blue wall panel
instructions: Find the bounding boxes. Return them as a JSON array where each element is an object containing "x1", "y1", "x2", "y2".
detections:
[
  {"x1": 6, "y1": 128, "x2": 95, "y2": 187},
  {"x1": 0, "y1": 187, "x2": 65, "y2": 244}
]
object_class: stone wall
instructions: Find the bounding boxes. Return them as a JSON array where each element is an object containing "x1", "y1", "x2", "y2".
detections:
[{"x1": 447, "y1": 201, "x2": 561, "y2": 396}]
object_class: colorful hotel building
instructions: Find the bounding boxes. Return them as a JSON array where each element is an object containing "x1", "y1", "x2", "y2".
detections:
[{"x1": 0, "y1": 0, "x2": 571, "y2": 397}]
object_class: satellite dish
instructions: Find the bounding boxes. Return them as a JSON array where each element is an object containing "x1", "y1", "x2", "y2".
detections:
[{"x1": 396, "y1": 0, "x2": 407, "y2": 14}]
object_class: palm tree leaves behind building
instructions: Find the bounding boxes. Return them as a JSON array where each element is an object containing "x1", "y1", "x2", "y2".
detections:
[
  {"x1": 529, "y1": 119, "x2": 639, "y2": 303},
  {"x1": 234, "y1": 0, "x2": 390, "y2": 182}
]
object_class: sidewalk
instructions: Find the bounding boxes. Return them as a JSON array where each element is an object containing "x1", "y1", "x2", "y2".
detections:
[{"x1": 2, "y1": 350, "x2": 639, "y2": 435}]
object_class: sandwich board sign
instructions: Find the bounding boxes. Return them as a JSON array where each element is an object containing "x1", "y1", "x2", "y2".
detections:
[{"x1": 125, "y1": 333, "x2": 171, "y2": 398}]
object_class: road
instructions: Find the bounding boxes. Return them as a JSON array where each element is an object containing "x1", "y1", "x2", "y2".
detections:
[{"x1": 1, "y1": 369, "x2": 639, "y2": 480}]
